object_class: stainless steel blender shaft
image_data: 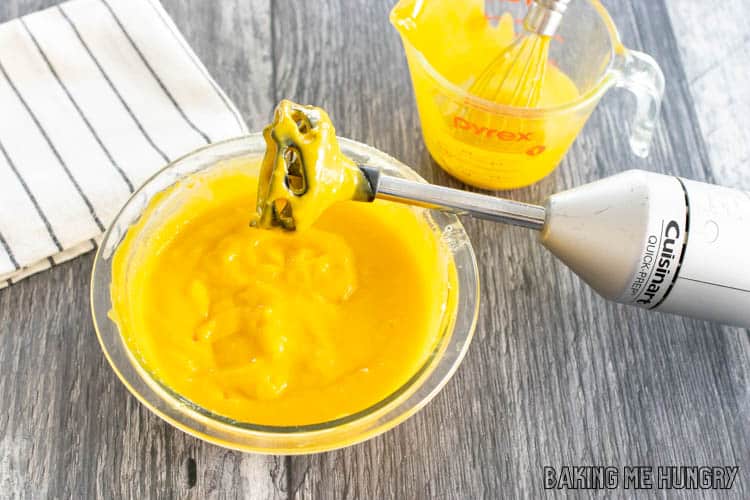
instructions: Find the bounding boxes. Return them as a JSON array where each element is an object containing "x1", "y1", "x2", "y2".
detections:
[
  {"x1": 359, "y1": 166, "x2": 750, "y2": 328},
  {"x1": 358, "y1": 166, "x2": 546, "y2": 230}
]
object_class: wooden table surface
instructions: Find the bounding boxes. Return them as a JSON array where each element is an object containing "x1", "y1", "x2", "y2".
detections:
[{"x1": 1, "y1": 0, "x2": 748, "y2": 498}]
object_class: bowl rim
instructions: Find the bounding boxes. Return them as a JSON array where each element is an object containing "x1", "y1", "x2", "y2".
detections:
[{"x1": 90, "y1": 134, "x2": 480, "y2": 453}]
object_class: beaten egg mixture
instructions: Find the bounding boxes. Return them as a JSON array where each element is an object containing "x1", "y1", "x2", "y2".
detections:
[
  {"x1": 391, "y1": 0, "x2": 584, "y2": 188},
  {"x1": 399, "y1": 3, "x2": 578, "y2": 106},
  {"x1": 110, "y1": 102, "x2": 456, "y2": 426}
]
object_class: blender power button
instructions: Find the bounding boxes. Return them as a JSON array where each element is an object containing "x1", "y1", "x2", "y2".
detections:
[{"x1": 703, "y1": 220, "x2": 719, "y2": 243}]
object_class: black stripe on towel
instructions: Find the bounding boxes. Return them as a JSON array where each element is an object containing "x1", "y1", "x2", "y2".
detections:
[
  {"x1": 101, "y1": 0, "x2": 212, "y2": 144},
  {"x1": 57, "y1": 5, "x2": 171, "y2": 164},
  {"x1": 0, "y1": 59, "x2": 105, "y2": 232},
  {"x1": 20, "y1": 18, "x2": 135, "y2": 193},
  {"x1": 0, "y1": 231, "x2": 20, "y2": 270},
  {"x1": 0, "y1": 138, "x2": 63, "y2": 252},
  {"x1": 144, "y1": 0, "x2": 247, "y2": 132}
]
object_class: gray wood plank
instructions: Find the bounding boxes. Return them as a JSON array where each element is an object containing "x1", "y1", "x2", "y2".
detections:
[
  {"x1": 1, "y1": 0, "x2": 748, "y2": 498},
  {"x1": 664, "y1": 0, "x2": 750, "y2": 189},
  {"x1": 160, "y1": 0, "x2": 273, "y2": 130},
  {"x1": 0, "y1": 1, "x2": 284, "y2": 498},
  {"x1": 272, "y1": 0, "x2": 749, "y2": 498}
]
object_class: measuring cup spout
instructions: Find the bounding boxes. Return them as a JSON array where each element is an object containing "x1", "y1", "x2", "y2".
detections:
[{"x1": 612, "y1": 49, "x2": 665, "y2": 157}]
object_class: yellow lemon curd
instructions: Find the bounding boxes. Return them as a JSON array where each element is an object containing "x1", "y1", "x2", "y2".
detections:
[
  {"x1": 391, "y1": 0, "x2": 585, "y2": 189},
  {"x1": 110, "y1": 102, "x2": 456, "y2": 426}
]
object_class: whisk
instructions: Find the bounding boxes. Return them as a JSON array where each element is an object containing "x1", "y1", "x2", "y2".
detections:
[{"x1": 470, "y1": 0, "x2": 571, "y2": 107}]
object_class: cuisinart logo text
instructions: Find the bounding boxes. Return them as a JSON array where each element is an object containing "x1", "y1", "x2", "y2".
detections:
[{"x1": 629, "y1": 220, "x2": 684, "y2": 308}]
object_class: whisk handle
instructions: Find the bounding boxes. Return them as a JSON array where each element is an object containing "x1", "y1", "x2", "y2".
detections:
[{"x1": 525, "y1": 0, "x2": 572, "y2": 36}]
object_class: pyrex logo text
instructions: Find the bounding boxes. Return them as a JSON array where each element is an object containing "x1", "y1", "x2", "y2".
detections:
[
  {"x1": 452, "y1": 116, "x2": 546, "y2": 156},
  {"x1": 453, "y1": 116, "x2": 532, "y2": 141}
]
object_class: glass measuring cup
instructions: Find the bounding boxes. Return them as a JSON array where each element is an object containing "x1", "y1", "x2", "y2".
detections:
[{"x1": 390, "y1": 0, "x2": 665, "y2": 190}]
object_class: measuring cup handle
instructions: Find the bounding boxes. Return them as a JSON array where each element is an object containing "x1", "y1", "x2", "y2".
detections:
[{"x1": 613, "y1": 49, "x2": 665, "y2": 158}]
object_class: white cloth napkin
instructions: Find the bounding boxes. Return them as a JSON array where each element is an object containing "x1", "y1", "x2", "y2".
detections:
[{"x1": 0, "y1": 0, "x2": 248, "y2": 288}]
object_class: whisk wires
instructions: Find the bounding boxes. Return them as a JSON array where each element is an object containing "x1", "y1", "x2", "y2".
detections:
[{"x1": 469, "y1": 33, "x2": 551, "y2": 108}]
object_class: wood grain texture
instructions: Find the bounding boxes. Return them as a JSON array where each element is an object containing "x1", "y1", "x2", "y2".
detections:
[
  {"x1": 1, "y1": 0, "x2": 748, "y2": 498},
  {"x1": 273, "y1": 0, "x2": 749, "y2": 498},
  {"x1": 664, "y1": 0, "x2": 750, "y2": 189},
  {"x1": 0, "y1": 1, "x2": 285, "y2": 499}
]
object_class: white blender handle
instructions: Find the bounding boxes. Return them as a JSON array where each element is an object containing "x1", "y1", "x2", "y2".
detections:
[
  {"x1": 541, "y1": 170, "x2": 750, "y2": 328},
  {"x1": 359, "y1": 166, "x2": 749, "y2": 327},
  {"x1": 656, "y1": 177, "x2": 750, "y2": 326}
]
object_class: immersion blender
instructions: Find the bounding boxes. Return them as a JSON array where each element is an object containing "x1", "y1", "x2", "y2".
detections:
[{"x1": 358, "y1": 166, "x2": 750, "y2": 328}]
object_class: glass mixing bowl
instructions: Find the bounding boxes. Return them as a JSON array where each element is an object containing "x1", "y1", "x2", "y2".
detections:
[{"x1": 90, "y1": 134, "x2": 479, "y2": 454}]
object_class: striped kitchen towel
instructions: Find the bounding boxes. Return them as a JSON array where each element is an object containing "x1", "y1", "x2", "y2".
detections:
[{"x1": 0, "y1": 0, "x2": 248, "y2": 289}]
